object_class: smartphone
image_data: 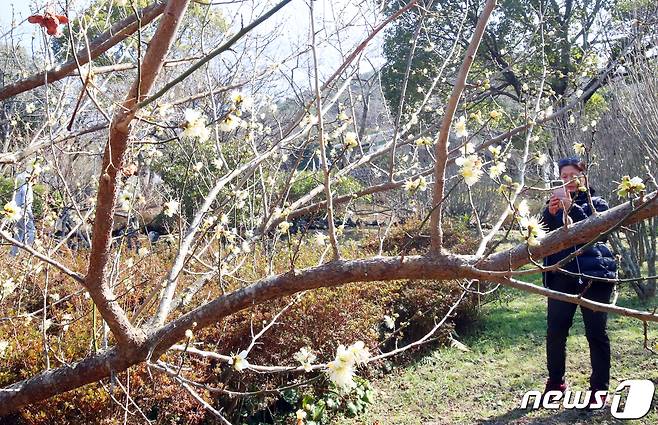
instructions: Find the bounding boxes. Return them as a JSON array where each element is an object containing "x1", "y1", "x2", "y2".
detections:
[{"x1": 550, "y1": 180, "x2": 568, "y2": 199}]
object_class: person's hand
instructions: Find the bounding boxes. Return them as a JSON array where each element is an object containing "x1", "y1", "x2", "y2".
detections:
[
  {"x1": 548, "y1": 196, "x2": 561, "y2": 215},
  {"x1": 548, "y1": 195, "x2": 572, "y2": 215}
]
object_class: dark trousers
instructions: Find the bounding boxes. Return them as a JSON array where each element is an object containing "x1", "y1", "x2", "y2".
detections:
[{"x1": 545, "y1": 274, "x2": 614, "y2": 391}]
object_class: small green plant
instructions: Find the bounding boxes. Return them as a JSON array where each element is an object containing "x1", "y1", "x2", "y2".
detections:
[{"x1": 283, "y1": 377, "x2": 375, "y2": 424}]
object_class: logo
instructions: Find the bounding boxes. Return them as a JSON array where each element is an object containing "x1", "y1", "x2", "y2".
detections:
[{"x1": 520, "y1": 379, "x2": 654, "y2": 419}]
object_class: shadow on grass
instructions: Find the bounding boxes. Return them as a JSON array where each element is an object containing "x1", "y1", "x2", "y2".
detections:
[
  {"x1": 476, "y1": 405, "x2": 623, "y2": 425},
  {"x1": 467, "y1": 282, "x2": 658, "y2": 352},
  {"x1": 463, "y1": 288, "x2": 548, "y2": 350}
]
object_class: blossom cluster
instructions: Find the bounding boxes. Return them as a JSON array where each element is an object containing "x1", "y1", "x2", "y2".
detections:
[
  {"x1": 325, "y1": 341, "x2": 370, "y2": 391},
  {"x1": 516, "y1": 200, "x2": 547, "y2": 246},
  {"x1": 486, "y1": 144, "x2": 507, "y2": 179},
  {"x1": 404, "y1": 176, "x2": 428, "y2": 194},
  {"x1": 617, "y1": 176, "x2": 645, "y2": 198},
  {"x1": 456, "y1": 152, "x2": 483, "y2": 186},
  {"x1": 182, "y1": 109, "x2": 211, "y2": 142},
  {"x1": 293, "y1": 347, "x2": 317, "y2": 372}
]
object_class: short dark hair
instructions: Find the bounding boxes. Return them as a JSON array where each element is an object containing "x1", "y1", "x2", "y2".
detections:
[{"x1": 558, "y1": 156, "x2": 585, "y2": 172}]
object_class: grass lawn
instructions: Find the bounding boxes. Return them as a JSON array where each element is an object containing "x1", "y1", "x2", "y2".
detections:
[{"x1": 340, "y1": 275, "x2": 658, "y2": 424}]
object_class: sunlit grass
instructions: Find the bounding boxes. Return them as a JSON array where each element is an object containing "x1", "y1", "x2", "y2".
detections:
[{"x1": 340, "y1": 283, "x2": 658, "y2": 424}]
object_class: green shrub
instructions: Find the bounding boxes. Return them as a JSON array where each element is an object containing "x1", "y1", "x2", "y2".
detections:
[{"x1": 288, "y1": 171, "x2": 370, "y2": 203}]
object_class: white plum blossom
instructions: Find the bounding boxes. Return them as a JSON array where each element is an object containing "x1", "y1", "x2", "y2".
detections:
[
  {"x1": 300, "y1": 113, "x2": 318, "y2": 128},
  {"x1": 544, "y1": 106, "x2": 554, "y2": 118},
  {"x1": 488, "y1": 144, "x2": 501, "y2": 158},
  {"x1": 182, "y1": 109, "x2": 210, "y2": 141},
  {"x1": 383, "y1": 315, "x2": 395, "y2": 330},
  {"x1": 0, "y1": 340, "x2": 9, "y2": 358},
  {"x1": 61, "y1": 314, "x2": 73, "y2": 333},
  {"x1": 1, "y1": 278, "x2": 16, "y2": 299},
  {"x1": 277, "y1": 221, "x2": 292, "y2": 234},
  {"x1": 211, "y1": 157, "x2": 224, "y2": 170},
  {"x1": 344, "y1": 132, "x2": 358, "y2": 149},
  {"x1": 461, "y1": 142, "x2": 476, "y2": 155},
  {"x1": 326, "y1": 359, "x2": 356, "y2": 390},
  {"x1": 229, "y1": 350, "x2": 249, "y2": 372},
  {"x1": 293, "y1": 347, "x2": 317, "y2": 372},
  {"x1": 415, "y1": 136, "x2": 433, "y2": 146},
  {"x1": 163, "y1": 200, "x2": 180, "y2": 217},
  {"x1": 573, "y1": 142, "x2": 586, "y2": 156},
  {"x1": 231, "y1": 91, "x2": 253, "y2": 110},
  {"x1": 519, "y1": 215, "x2": 547, "y2": 246},
  {"x1": 456, "y1": 155, "x2": 483, "y2": 186},
  {"x1": 403, "y1": 176, "x2": 428, "y2": 194},
  {"x1": 533, "y1": 152, "x2": 548, "y2": 165},
  {"x1": 219, "y1": 114, "x2": 240, "y2": 132},
  {"x1": 314, "y1": 232, "x2": 329, "y2": 246},
  {"x1": 234, "y1": 190, "x2": 249, "y2": 209},
  {"x1": 488, "y1": 162, "x2": 506, "y2": 179},
  {"x1": 347, "y1": 341, "x2": 370, "y2": 365},
  {"x1": 326, "y1": 341, "x2": 371, "y2": 390},
  {"x1": 201, "y1": 215, "x2": 217, "y2": 230},
  {"x1": 118, "y1": 192, "x2": 132, "y2": 212},
  {"x1": 517, "y1": 199, "x2": 530, "y2": 217},
  {"x1": 453, "y1": 116, "x2": 468, "y2": 138},
  {"x1": 331, "y1": 122, "x2": 347, "y2": 138},
  {"x1": 3, "y1": 201, "x2": 22, "y2": 222}
]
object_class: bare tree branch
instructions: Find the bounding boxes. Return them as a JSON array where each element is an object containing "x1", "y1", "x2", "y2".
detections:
[
  {"x1": 0, "y1": 2, "x2": 167, "y2": 101},
  {"x1": 430, "y1": 0, "x2": 497, "y2": 253},
  {"x1": 84, "y1": 0, "x2": 191, "y2": 349}
]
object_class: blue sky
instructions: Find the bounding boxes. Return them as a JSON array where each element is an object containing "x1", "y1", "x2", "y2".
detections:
[
  {"x1": 4, "y1": 0, "x2": 36, "y2": 22},
  {"x1": 2, "y1": 0, "x2": 40, "y2": 40},
  {"x1": 1, "y1": 0, "x2": 384, "y2": 84}
]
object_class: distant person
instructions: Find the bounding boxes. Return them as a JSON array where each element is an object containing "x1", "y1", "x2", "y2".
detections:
[
  {"x1": 541, "y1": 157, "x2": 617, "y2": 407},
  {"x1": 10, "y1": 167, "x2": 36, "y2": 256}
]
